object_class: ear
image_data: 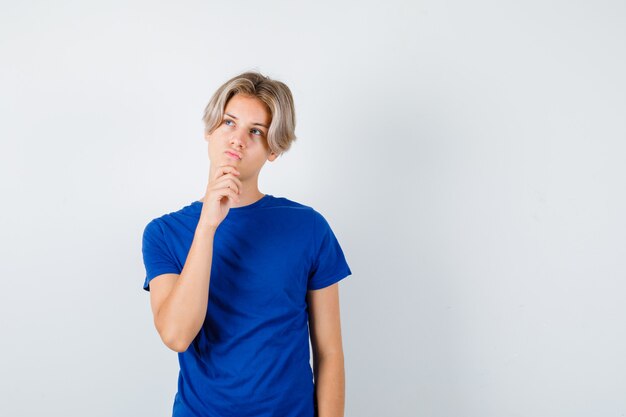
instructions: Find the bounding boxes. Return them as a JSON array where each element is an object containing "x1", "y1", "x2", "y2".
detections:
[{"x1": 267, "y1": 151, "x2": 279, "y2": 162}]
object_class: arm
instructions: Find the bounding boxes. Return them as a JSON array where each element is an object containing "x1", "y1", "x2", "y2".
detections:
[
  {"x1": 148, "y1": 165, "x2": 242, "y2": 352},
  {"x1": 149, "y1": 225, "x2": 217, "y2": 352},
  {"x1": 307, "y1": 282, "x2": 345, "y2": 417}
]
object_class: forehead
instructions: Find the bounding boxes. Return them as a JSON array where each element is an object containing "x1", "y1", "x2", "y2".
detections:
[{"x1": 225, "y1": 94, "x2": 271, "y2": 123}]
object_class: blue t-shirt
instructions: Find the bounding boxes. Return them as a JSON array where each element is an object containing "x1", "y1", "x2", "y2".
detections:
[{"x1": 141, "y1": 194, "x2": 352, "y2": 417}]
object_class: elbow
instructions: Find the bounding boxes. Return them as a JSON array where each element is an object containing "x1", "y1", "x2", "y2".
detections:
[
  {"x1": 167, "y1": 339, "x2": 191, "y2": 353},
  {"x1": 156, "y1": 325, "x2": 192, "y2": 353},
  {"x1": 162, "y1": 332, "x2": 191, "y2": 353},
  {"x1": 154, "y1": 311, "x2": 198, "y2": 353}
]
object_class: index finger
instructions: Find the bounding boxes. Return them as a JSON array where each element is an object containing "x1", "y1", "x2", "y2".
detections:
[{"x1": 212, "y1": 165, "x2": 241, "y2": 181}]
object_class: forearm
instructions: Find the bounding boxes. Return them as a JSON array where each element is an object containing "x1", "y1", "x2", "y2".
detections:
[
  {"x1": 314, "y1": 353, "x2": 345, "y2": 417},
  {"x1": 156, "y1": 225, "x2": 216, "y2": 352}
]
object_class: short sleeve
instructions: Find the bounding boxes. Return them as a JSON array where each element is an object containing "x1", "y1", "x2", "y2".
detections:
[
  {"x1": 307, "y1": 211, "x2": 352, "y2": 290},
  {"x1": 141, "y1": 219, "x2": 181, "y2": 292}
]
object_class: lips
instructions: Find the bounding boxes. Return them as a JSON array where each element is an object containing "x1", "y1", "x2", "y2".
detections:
[{"x1": 225, "y1": 150, "x2": 242, "y2": 160}]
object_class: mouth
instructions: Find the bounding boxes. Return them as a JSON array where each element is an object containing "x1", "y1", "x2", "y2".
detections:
[{"x1": 225, "y1": 151, "x2": 242, "y2": 160}]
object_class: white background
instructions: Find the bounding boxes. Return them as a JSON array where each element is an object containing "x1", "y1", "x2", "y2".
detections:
[{"x1": 1, "y1": 1, "x2": 625, "y2": 416}]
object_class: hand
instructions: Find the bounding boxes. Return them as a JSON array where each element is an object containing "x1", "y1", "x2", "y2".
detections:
[{"x1": 198, "y1": 165, "x2": 242, "y2": 230}]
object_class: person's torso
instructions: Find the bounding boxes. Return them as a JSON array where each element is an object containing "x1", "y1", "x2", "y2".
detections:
[{"x1": 153, "y1": 195, "x2": 318, "y2": 416}]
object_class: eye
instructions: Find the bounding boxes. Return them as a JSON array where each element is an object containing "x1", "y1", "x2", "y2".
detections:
[
  {"x1": 251, "y1": 128, "x2": 264, "y2": 136},
  {"x1": 224, "y1": 119, "x2": 234, "y2": 126}
]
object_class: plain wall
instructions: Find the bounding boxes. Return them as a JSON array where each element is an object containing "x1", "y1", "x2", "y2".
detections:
[{"x1": 1, "y1": 0, "x2": 624, "y2": 416}]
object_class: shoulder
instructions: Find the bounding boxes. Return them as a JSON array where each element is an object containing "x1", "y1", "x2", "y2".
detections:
[
  {"x1": 142, "y1": 216, "x2": 168, "y2": 249},
  {"x1": 143, "y1": 201, "x2": 199, "y2": 231},
  {"x1": 266, "y1": 196, "x2": 339, "y2": 241},
  {"x1": 267, "y1": 195, "x2": 312, "y2": 210},
  {"x1": 268, "y1": 195, "x2": 327, "y2": 214},
  {"x1": 266, "y1": 195, "x2": 328, "y2": 222}
]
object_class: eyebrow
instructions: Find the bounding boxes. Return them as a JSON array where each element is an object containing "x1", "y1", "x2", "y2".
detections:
[{"x1": 224, "y1": 113, "x2": 269, "y2": 129}]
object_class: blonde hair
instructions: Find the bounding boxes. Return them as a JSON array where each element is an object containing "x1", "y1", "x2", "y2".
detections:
[{"x1": 202, "y1": 71, "x2": 297, "y2": 156}]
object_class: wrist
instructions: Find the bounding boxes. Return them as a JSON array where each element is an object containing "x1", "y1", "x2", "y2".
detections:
[{"x1": 195, "y1": 223, "x2": 218, "y2": 236}]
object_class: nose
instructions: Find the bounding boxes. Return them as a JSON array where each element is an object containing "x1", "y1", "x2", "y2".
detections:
[
  {"x1": 230, "y1": 130, "x2": 247, "y2": 148},
  {"x1": 230, "y1": 135, "x2": 245, "y2": 148}
]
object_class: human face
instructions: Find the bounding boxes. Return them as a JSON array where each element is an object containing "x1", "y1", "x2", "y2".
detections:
[{"x1": 205, "y1": 94, "x2": 277, "y2": 182}]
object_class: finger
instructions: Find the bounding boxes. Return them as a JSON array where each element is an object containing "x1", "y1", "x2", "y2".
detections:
[
  {"x1": 213, "y1": 175, "x2": 243, "y2": 194},
  {"x1": 209, "y1": 186, "x2": 240, "y2": 203},
  {"x1": 226, "y1": 176, "x2": 243, "y2": 194},
  {"x1": 212, "y1": 165, "x2": 241, "y2": 181},
  {"x1": 212, "y1": 187, "x2": 240, "y2": 203},
  {"x1": 212, "y1": 181, "x2": 239, "y2": 195}
]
